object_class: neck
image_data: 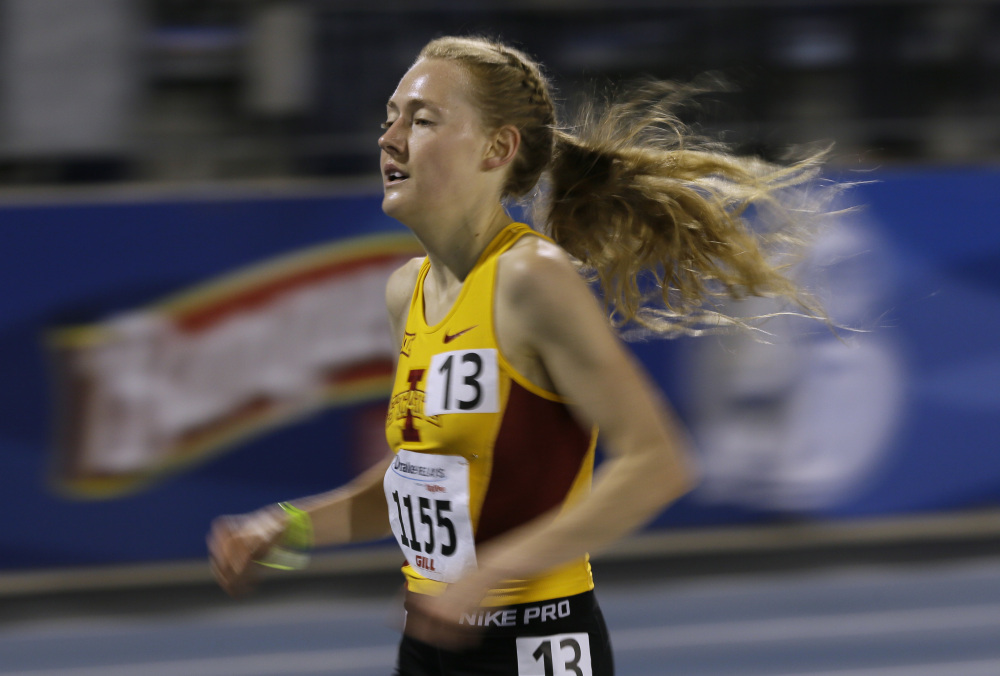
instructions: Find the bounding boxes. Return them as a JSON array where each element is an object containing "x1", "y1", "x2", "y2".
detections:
[{"x1": 416, "y1": 202, "x2": 513, "y2": 284}]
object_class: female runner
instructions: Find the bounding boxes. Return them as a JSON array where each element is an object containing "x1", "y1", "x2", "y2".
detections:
[{"x1": 209, "y1": 35, "x2": 831, "y2": 676}]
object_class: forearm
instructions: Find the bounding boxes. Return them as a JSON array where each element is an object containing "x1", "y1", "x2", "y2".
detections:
[
  {"x1": 473, "y1": 442, "x2": 694, "y2": 587},
  {"x1": 285, "y1": 454, "x2": 393, "y2": 548}
]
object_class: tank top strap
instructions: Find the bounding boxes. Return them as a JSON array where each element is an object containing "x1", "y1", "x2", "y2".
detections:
[
  {"x1": 469, "y1": 222, "x2": 545, "y2": 296},
  {"x1": 462, "y1": 222, "x2": 540, "y2": 328},
  {"x1": 482, "y1": 222, "x2": 541, "y2": 257},
  {"x1": 404, "y1": 223, "x2": 540, "y2": 336},
  {"x1": 407, "y1": 257, "x2": 432, "y2": 332}
]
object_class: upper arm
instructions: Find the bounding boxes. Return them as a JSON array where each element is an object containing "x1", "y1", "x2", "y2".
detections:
[{"x1": 497, "y1": 243, "x2": 689, "y2": 474}]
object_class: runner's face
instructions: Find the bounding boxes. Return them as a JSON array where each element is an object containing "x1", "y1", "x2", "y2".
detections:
[{"x1": 379, "y1": 59, "x2": 494, "y2": 224}]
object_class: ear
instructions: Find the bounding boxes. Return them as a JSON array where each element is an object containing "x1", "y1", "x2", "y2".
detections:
[{"x1": 482, "y1": 125, "x2": 520, "y2": 171}]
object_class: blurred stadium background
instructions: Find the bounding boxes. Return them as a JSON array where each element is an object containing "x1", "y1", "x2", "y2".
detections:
[
  {"x1": 2, "y1": 1, "x2": 1000, "y2": 674},
  {"x1": 3, "y1": 1, "x2": 1000, "y2": 182}
]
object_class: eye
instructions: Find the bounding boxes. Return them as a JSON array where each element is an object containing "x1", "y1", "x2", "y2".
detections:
[{"x1": 414, "y1": 118, "x2": 434, "y2": 127}]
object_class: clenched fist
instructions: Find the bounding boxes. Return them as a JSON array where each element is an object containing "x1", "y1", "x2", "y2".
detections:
[{"x1": 207, "y1": 506, "x2": 286, "y2": 597}]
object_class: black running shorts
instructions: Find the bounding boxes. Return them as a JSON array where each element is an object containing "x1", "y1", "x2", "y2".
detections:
[{"x1": 394, "y1": 591, "x2": 614, "y2": 676}]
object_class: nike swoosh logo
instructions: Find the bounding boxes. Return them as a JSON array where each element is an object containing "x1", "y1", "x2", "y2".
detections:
[{"x1": 443, "y1": 326, "x2": 477, "y2": 343}]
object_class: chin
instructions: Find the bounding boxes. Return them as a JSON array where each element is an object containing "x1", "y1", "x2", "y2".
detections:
[
  {"x1": 381, "y1": 191, "x2": 400, "y2": 214},
  {"x1": 381, "y1": 194, "x2": 414, "y2": 225}
]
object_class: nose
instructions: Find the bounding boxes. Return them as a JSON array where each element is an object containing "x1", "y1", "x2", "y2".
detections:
[{"x1": 379, "y1": 120, "x2": 404, "y2": 156}]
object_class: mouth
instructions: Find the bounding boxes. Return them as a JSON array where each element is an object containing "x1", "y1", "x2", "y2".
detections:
[{"x1": 384, "y1": 165, "x2": 410, "y2": 186}]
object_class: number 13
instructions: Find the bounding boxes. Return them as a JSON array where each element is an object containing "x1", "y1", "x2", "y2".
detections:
[
  {"x1": 516, "y1": 633, "x2": 591, "y2": 676},
  {"x1": 425, "y1": 349, "x2": 498, "y2": 416}
]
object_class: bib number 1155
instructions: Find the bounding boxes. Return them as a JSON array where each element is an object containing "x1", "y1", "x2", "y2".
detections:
[
  {"x1": 383, "y1": 450, "x2": 477, "y2": 583},
  {"x1": 389, "y1": 491, "x2": 456, "y2": 557}
]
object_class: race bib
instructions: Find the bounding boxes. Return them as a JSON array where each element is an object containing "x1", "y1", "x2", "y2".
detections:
[
  {"x1": 516, "y1": 633, "x2": 592, "y2": 676},
  {"x1": 424, "y1": 349, "x2": 499, "y2": 416},
  {"x1": 383, "y1": 450, "x2": 477, "y2": 582}
]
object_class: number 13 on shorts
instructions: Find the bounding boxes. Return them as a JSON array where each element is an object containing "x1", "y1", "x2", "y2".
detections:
[{"x1": 516, "y1": 633, "x2": 591, "y2": 676}]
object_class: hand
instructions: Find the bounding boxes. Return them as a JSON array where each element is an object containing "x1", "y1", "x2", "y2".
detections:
[{"x1": 207, "y1": 507, "x2": 285, "y2": 598}]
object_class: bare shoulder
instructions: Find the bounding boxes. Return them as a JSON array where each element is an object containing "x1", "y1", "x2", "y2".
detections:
[
  {"x1": 495, "y1": 233, "x2": 610, "y2": 359},
  {"x1": 496, "y1": 235, "x2": 583, "y2": 308},
  {"x1": 386, "y1": 256, "x2": 424, "y2": 317},
  {"x1": 494, "y1": 235, "x2": 596, "y2": 391},
  {"x1": 386, "y1": 257, "x2": 424, "y2": 344}
]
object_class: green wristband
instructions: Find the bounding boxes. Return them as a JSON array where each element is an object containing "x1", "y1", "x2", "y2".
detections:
[
  {"x1": 277, "y1": 502, "x2": 313, "y2": 550},
  {"x1": 256, "y1": 502, "x2": 314, "y2": 571}
]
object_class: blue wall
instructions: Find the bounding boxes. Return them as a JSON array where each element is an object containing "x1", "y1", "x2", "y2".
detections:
[{"x1": 1, "y1": 169, "x2": 998, "y2": 571}]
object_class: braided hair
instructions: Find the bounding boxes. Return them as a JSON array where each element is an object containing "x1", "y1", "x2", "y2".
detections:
[
  {"x1": 417, "y1": 36, "x2": 835, "y2": 336},
  {"x1": 419, "y1": 37, "x2": 556, "y2": 199}
]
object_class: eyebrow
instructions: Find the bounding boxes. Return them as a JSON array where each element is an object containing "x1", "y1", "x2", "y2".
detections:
[{"x1": 385, "y1": 98, "x2": 440, "y2": 114}]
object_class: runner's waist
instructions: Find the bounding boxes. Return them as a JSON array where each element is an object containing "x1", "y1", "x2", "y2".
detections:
[{"x1": 402, "y1": 554, "x2": 593, "y2": 606}]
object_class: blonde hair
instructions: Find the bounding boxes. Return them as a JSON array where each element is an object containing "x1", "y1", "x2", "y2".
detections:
[{"x1": 419, "y1": 36, "x2": 838, "y2": 336}]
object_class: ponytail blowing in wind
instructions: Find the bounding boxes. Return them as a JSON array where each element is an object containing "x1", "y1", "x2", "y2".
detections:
[{"x1": 420, "y1": 36, "x2": 838, "y2": 337}]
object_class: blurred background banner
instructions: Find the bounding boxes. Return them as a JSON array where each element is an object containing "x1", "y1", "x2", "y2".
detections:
[
  {"x1": 0, "y1": 168, "x2": 998, "y2": 571},
  {"x1": 0, "y1": 1, "x2": 998, "y2": 573},
  {"x1": 47, "y1": 229, "x2": 419, "y2": 499},
  {"x1": 0, "y1": 188, "x2": 421, "y2": 569}
]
